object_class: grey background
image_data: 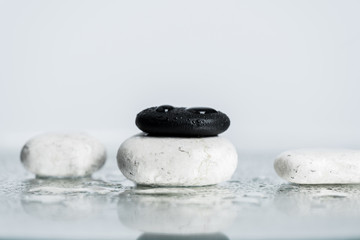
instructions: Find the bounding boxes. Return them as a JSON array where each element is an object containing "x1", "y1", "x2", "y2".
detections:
[{"x1": 1, "y1": 0, "x2": 360, "y2": 151}]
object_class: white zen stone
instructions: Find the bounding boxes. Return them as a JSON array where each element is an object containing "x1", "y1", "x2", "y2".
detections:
[
  {"x1": 21, "y1": 133, "x2": 106, "y2": 178},
  {"x1": 117, "y1": 134, "x2": 238, "y2": 186},
  {"x1": 274, "y1": 149, "x2": 360, "y2": 184}
]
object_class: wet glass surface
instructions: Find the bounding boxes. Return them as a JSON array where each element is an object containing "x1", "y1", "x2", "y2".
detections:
[{"x1": 1, "y1": 150, "x2": 360, "y2": 239}]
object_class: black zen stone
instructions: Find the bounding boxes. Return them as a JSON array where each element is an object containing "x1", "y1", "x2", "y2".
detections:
[{"x1": 135, "y1": 105, "x2": 230, "y2": 137}]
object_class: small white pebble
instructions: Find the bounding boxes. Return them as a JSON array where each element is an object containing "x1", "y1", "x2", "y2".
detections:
[
  {"x1": 21, "y1": 133, "x2": 106, "y2": 178},
  {"x1": 274, "y1": 149, "x2": 360, "y2": 184}
]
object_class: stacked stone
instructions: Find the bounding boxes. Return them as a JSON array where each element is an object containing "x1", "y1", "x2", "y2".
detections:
[{"x1": 116, "y1": 105, "x2": 238, "y2": 186}]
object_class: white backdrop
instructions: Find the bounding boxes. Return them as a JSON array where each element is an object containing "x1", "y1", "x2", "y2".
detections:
[{"x1": 1, "y1": 0, "x2": 360, "y2": 151}]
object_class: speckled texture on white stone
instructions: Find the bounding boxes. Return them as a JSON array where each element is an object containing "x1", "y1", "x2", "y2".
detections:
[
  {"x1": 274, "y1": 149, "x2": 360, "y2": 184},
  {"x1": 21, "y1": 133, "x2": 106, "y2": 178},
  {"x1": 117, "y1": 134, "x2": 238, "y2": 186}
]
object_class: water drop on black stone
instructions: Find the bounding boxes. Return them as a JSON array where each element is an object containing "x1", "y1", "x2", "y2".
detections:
[
  {"x1": 187, "y1": 107, "x2": 218, "y2": 114},
  {"x1": 156, "y1": 105, "x2": 174, "y2": 113}
]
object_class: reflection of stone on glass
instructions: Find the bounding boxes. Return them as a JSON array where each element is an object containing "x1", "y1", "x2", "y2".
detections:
[
  {"x1": 117, "y1": 186, "x2": 237, "y2": 235},
  {"x1": 137, "y1": 232, "x2": 229, "y2": 240},
  {"x1": 21, "y1": 178, "x2": 121, "y2": 221},
  {"x1": 274, "y1": 183, "x2": 360, "y2": 216}
]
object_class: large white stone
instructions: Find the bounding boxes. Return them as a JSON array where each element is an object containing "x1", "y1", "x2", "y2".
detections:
[
  {"x1": 21, "y1": 133, "x2": 106, "y2": 178},
  {"x1": 274, "y1": 149, "x2": 360, "y2": 184},
  {"x1": 117, "y1": 134, "x2": 238, "y2": 186}
]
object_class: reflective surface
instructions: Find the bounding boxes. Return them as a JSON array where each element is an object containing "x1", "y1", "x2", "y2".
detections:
[{"x1": 1, "y1": 150, "x2": 360, "y2": 239}]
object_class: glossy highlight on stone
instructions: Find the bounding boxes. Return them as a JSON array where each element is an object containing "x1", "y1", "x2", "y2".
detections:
[{"x1": 135, "y1": 105, "x2": 230, "y2": 137}]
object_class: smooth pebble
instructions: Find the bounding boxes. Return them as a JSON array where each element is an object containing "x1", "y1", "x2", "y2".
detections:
[
  {"x1": 136, "y1": 105, "x2": 230, "y2": 137},
  {"x1": 21, "y1": 133, "x2": 106, "y2": 178},
  {"x1": 117, "y1": 134, "x2": 238, "y2": 186},
  {"x1": 274, "y1": 149, "x2": 360, "y2": 184}
]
